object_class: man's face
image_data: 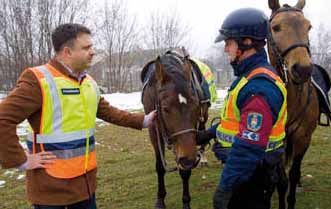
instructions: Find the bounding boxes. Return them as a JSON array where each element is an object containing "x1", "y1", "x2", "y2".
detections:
[
  {"x1": 68, "y1": 33, "x2": 94, "y2": 71},
  {"x1": 224, "y1": 39, "x2": 239, "y2": 62}
]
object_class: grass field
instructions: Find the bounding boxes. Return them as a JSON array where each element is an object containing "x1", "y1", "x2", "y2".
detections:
[{"x1": 0, "y1": 110, "x2": 330, "y2": 209}]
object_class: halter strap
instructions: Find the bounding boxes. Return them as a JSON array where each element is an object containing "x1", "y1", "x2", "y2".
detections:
[{"x1": 268, "y1": 5, "x2": 311, "y2": 83}]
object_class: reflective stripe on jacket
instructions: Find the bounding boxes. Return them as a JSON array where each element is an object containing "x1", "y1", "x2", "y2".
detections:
[
  {"x1": 216, "y1": 67, "x2": 287, "y2": 152},
  {"x1": 27, "y1": 64, "x2": 100, "y2": 178},
  {"x1": 191, "y1": 58, "x2": 218, "y2": 102}
]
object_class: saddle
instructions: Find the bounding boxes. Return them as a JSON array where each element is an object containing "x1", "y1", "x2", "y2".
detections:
[
  {"x1": 140, "y1": 53, "x2": 211, "y2": 106},
  {"x1": 189, "y1": 59, "x2": 212, "y2": 105},
  {"x1": 311, "y1": 64, "x2": 331, "y2": 126}
]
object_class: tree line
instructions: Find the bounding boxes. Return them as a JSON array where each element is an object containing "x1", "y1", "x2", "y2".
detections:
[
  {"x1": 0, "y1": 0, "x2": 191, "y2": 92},
  {"x1": 0, "y1": 0, "x2": 330, "y2": 93}
]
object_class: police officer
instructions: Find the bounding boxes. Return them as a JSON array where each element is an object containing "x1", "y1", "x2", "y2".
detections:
[{"x1": 197, "y1": 8, "x2": 287, "y2": 209}]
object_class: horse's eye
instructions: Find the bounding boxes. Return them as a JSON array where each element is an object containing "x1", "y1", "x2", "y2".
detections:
[
  {"x1": 272, "y1": 25, "x2": 281, "y2": 32},
  {"x1": 308, "y1": 25, "x2": 312, "y2": 31}
]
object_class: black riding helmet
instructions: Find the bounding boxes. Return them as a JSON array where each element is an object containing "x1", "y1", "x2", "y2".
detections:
[{"x1": 215, "y1": 8, "x2": 269, "y2": 52}]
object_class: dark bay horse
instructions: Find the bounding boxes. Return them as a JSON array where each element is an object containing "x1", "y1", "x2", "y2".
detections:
[
  {"x1": 141, "y1": 51, "x2": 207, "y2": 209},
  {"x1": 268, "y1": 0, "x2": 320, "y2": 208}
]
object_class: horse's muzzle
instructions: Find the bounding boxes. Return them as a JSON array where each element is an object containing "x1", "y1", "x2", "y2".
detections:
[
  {"x1": 291, "y1": 64, "x2": 312, "y2": 83},
  {"x1": 177, "y1": 155, "x2": 201, "y2": 170}
]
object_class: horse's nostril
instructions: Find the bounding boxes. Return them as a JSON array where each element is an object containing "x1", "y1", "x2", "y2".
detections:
[
  {"x1": 292, "y1": 64, "x2": 312, "y2": 81},
  {"x1": 178, "y1": 157, "x2": 195, "y2": 169},
  {"x1": 292, "y1": 64, "x2": 301, "y2": 76}
]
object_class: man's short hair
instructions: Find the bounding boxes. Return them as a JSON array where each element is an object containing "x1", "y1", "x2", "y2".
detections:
[{"x1": 52, "y1": 23, "x2": 91, "y2": 52}]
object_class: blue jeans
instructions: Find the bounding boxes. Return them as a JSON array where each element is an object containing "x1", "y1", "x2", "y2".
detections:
[{"x1": 33, "y1": 194, "x2": 96, "y2": 209}]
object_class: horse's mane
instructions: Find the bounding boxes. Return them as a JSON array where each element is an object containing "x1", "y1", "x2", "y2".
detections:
[
  {"x1": 141, "y1": 54, "x2": 191, "y2": 99},
  {"x1": 160, "y1": 54, "x2": 191, "y2": 97}
]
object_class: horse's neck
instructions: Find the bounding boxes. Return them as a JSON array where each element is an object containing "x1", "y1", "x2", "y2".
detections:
[{"x1": 286, "y1": 81, "x2": 311, "y2": 122}]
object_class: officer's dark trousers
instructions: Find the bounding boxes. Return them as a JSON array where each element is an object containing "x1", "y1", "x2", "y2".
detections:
[{"x1": 227, "y1": 164, "x2": 278, "y2": 209}]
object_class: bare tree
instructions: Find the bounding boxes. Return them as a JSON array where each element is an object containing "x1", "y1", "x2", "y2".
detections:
[
  {"x1": 95, "y1": 0, "x2": 139, "y2": 93},
  {"x1": 144, "y1": 8, "x2": 192, "y2": 54},
  {"x1": 0, "y1": 0, "x2": 91, "y2": 91},
  {"x1": 311, "y1": 24, "x2": 331, "y2": 74}
]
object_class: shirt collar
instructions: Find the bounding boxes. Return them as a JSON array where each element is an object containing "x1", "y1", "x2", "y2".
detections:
[{"x1": 56, "y1": 59, "x2": 87, "y2": 82}]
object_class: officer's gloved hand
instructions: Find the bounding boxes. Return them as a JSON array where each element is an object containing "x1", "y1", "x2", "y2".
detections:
[
  {"x1": 196, "y1": 130, "x2": 213, "y2": 145},
  {"x1": 213, "y1": 187, "x2": 232, "y2": 209}
]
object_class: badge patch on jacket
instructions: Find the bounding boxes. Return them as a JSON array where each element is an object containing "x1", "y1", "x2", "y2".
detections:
[
  {"x1": 247, "y1": 112, "x2": 263, "y2": 132},
  {"x1": 242, "y1": 130, "x2": 259, "y2": 141},
  {"x1": 61, "y1": 88, "x2": 80, "y2": 95}
]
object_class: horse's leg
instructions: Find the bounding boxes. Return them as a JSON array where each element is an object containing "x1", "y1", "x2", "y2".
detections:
[
  {"x1": 179, "y1": 169, "x2": 192, "y2": 209},
  {"x1": 277, "y1": 162, "x2": 288, "y2": 209},
  {"x1": 155, "y1": 149, "x2": 167, "y2": 209},
  {"x1": 150, "y1": 125, "x2": 167, "y2": 209},
  {"x1": 287, "y1": 153, "x2": 305, "y2": 209},
  {"x1": 198, "y1": 107, "x2": 209, "y2": 168},
  {"x1": 198, "y1": 145, "x2": 208, "y2": 167}
]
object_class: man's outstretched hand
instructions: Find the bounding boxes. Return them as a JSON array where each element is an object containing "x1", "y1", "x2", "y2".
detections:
[{"x1": 143, "y1": 110, "x2": 157, "y2": 128}]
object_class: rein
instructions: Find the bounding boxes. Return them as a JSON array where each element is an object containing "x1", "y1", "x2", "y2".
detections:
[
  {"x1": 268, "y1": 5, "x2": 312, "y2": 137},
  {"x1": 154, "y1": 97, "x2": 199, "y2": 172},
  {"x1": 286, "y1": 82, "x2": 312, "y2": 137},
  {"x1": 156, "y1": 102, "x2": 197, "y2": 144},
  {"x1": 144, "y1": 52, "x2": 205, "y2": 172}
]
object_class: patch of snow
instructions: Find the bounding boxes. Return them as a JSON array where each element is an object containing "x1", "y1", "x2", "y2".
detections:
[
  {"x1": 97, "y1": 123, "x2": 107, "y2": 127},
  {"x1": 0, "y1": 180, "x2": 5, "y2": 188},
  {"x1": 3, "y1": 170, "x2": 16, "y2": 177},
  {"x1": 12, "y1": 90, "x2": 227, "y2": 137},
  {"x1": 102, "y1": 91, "x2": 143, "y2": 111},
  {"x1": 17, "y1": 120, "x2": 29, "y2": 137},
  {"x1": 17, "y1": 174, "x2": 25, "y2": 180},
  {"x1": 19, "y1": 141, "x2": 28, "y2": 151},
  {"x1": 0, "y1": 93, "x2": 6, "y2": 100}
]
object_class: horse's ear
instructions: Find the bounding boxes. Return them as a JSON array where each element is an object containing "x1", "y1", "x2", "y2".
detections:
[
  {"x1": 155, "y1": 56, "x2": 167, "y2": 86},
  {"x1": 295, "y1": 0, "x2": 305, "y2": 10},
  {"x1": 183, "y1": 57, "x2": 192, "y2": 81},
  {"x1": 269, "y1": 0, "x2": 280, "y2": 13}
]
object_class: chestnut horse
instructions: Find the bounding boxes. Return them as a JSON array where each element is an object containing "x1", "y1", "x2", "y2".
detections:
[
  {"x1": 141, "y1": 51, "x2": 208, "y2": 209},
  {"x1": 268, "y1": 0, "x2": 320, "y2": 208}
]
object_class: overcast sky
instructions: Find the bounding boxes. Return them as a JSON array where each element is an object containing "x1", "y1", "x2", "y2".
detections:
[{"x1": 123, "y1": 0, "x2": 330, "y2": 57}]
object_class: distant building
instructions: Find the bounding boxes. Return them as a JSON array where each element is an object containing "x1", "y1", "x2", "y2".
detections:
[
  {"x1": 215, "y1": 68, "x2": 235, "y2": 88},
  {"x1": 88, "y1": 48, "x2": 159, "y2": 93}
]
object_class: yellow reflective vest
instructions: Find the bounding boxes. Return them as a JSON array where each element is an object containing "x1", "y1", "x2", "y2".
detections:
[
  {"x1": 216, "y1": 68, "x2": 287, "y2": 152},
  {"x1": 27, "y1": 64, "x2": 100, "y2": 179},
  {"x1": 191, "y1": 58, "x2": 218, "y2": 102}
]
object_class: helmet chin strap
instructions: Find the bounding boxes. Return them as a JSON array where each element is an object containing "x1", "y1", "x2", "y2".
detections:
[
  {"x1": 232, "y1": 50, "x2": 242, "y2": 64},
  {"x1": 230, "y1": 39, "x2": 255, "y2": 76},
  {"x1": 237, "y1": 39, "x2": 254, "y2": 53},
  {"x1": 232, "y1": 38, "x2": 256, "y2": 64}
]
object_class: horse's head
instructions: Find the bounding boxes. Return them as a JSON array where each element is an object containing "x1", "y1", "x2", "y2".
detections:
[
  {"x1": 268, "y1": 0, "x2": 312, "y2": 84},
  {"x1": 152, "y1": 52, "x2": 200, "y2": 170}
]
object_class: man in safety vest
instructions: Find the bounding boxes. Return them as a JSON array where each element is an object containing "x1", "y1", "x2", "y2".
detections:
[
  {"x1": 196, "y1": 8, "x2": 287, "y2": 209},
  {"x1": 0, "y1": 23, "x2": 156, "y2": 209}
]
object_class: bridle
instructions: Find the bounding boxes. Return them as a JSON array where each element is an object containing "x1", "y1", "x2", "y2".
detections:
[
  {"x1": 152, "y1": 54, "x2": 202, "y2": 172},
  {"x1": 268, "y1": 5, "x2": 311, "y2": 84},
  {"x1": 156, "y1": 100, "x2": 198, "y2": 144},
  {"x1": 268, "y1": 5, "x2": 312, "y2": 136}
]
